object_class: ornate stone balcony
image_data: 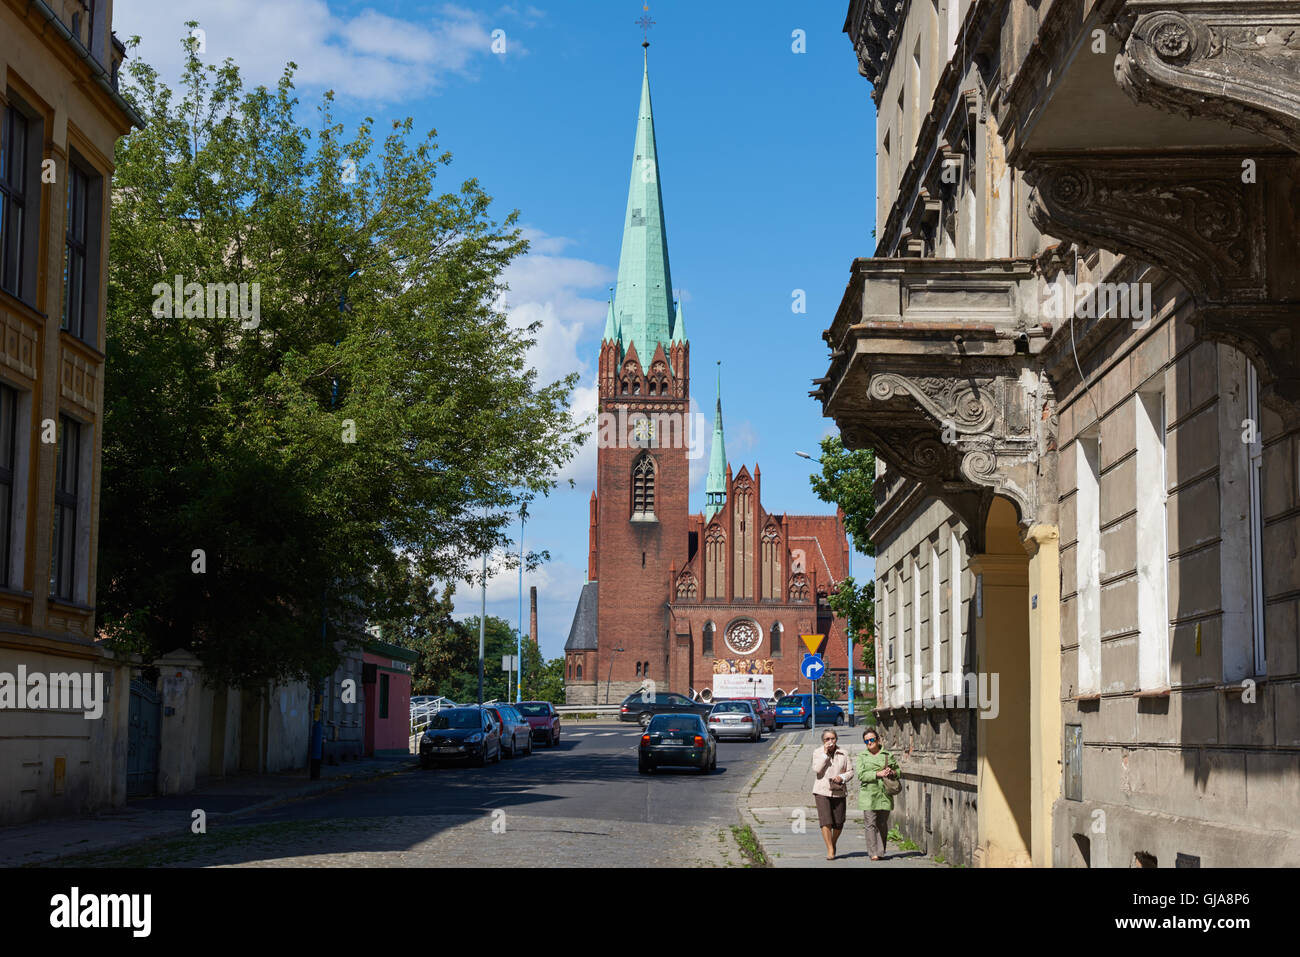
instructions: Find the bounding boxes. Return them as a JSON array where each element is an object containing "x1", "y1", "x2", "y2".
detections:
[{"x1": 814, "y1": 258, "x2": 1058, "y2": 549}]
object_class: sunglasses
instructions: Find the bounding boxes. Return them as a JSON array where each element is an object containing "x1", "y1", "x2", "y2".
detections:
[{"x1": 864, "y1": 736, "x2": 877, "y2": 743}]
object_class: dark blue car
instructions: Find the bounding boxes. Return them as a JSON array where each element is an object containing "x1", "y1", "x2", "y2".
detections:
[{"x1": 774, "y1": 693, "x2": 844, "y2": 728}]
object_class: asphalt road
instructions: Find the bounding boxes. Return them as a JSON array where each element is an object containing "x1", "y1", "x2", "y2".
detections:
[{"x1": 61, "y1": 722, "x2": 786, "y2": 867}]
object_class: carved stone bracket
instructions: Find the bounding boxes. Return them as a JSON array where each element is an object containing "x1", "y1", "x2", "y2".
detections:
[
  {"x1": 1025, "y1": 154, "x2": 1300, "y2": 413},
  {"x1": 1115, "y1": 4, "x2": 1300, "y2": 153},
  {"x1": 818, "y1": 258, "x2": 1060, "y2": 552}
]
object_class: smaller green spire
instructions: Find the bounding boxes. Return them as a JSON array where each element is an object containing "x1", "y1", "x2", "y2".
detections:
[
  {"x1": 704, "y1": 362, "x2": 727, "y2": 522},
  {"x1": 603, "y1": 295, "x2": 618, "y2": 343},
  {"x1": 671, "y1": 298, "x2": 686, "y2": 343}
]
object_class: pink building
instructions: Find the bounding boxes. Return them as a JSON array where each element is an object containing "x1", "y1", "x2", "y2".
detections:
[{"x1": 362, "y1": 640, "x2": 417, "y2": 757}]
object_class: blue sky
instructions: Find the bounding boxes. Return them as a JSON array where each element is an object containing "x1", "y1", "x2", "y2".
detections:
[{"x1": 125, "y1": 0, "x2": 879, "y2": 660}]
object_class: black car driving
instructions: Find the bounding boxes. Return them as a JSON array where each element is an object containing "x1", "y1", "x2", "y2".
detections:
[
  {"x1": 638, "y1": 712, "x2": 717, "y2": 774},
  {"x1": 619, "y1": 691, "x2": 712, "y2": 728},
  {"x1": 418, "y1": 707, "x2": 502, "y2": 768}
]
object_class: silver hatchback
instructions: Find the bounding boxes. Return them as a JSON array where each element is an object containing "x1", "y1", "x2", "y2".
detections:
[{"x1": 707, "y1": 700, "x2": 763, "y2": 741}]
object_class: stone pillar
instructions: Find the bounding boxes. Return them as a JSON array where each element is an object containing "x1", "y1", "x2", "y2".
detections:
[
  {"x1": 153, "y1": 648, "x2": 203, "y2": 796},
  {"x1": 1023, "y1": 524, "x2": 1062, "y2": 868}
]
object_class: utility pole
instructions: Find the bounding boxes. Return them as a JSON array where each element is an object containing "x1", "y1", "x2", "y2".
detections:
[
  {"x1": 517, "y1": 509, "x2": 524, "y2": 702},
  {"x1": 478, "y1": 550, "x2": 486, "y2": 706}
]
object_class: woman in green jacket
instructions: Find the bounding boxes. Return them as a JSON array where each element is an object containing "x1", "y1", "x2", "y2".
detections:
[{"x1": 856, "y1": 728, "x2": 901, "y2": 861}]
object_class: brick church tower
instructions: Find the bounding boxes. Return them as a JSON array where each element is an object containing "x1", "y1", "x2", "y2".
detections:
[
  {"x1": 564, "y1": 51, "x2": 852, "y2": 707},
  {"x1": 567, "y1": 52, "x2": 691, "y2": 704}
]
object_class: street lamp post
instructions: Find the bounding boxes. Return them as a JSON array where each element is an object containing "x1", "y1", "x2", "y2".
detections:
[
  {"x1": 517, "y1": 509, "x2": 525, "y2": 703},
  {"x1": 478, "y1": 550, "x2": 486, "y2": 707},
  {"x1": 797, "y1": 449, "x2": 857, "y2": 727}
]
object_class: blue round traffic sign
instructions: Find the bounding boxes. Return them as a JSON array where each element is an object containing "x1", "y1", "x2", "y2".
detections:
[{"x1": 800, "y1": 653, "x2": 825, "y2": 681}]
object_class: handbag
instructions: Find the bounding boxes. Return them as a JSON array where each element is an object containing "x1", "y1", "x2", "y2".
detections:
[{"x1": 879, "y1": 753, "x2": 902, "y2": 795}]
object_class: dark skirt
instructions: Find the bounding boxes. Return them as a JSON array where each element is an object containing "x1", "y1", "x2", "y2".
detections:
[{"x1": 815, "y1": 793, "x2": 847, "y2": 829}]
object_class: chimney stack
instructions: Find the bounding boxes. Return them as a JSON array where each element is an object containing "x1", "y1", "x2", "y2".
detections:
[{"x1": 529, "y1": 586, "x2": 538, "y2": 644}]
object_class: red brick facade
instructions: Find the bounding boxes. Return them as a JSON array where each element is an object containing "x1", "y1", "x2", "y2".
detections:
[{"x1": 566, "y1": 339, "x2": 852, "y2": 703}]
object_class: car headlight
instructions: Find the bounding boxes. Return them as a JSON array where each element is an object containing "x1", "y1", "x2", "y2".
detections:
[{"x1": 467, "y1": 732, "x2": 484, "y2": 743}]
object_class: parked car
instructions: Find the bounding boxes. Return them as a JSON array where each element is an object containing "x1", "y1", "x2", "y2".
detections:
[
  {"x1": 774, "y1": 694, "x2": 845, "y2": 729},
  {"x1": 728, "y1": 696, "x2": 776, "y2": 732},
  {"x1": 486, "y1": 704, "x2": 533, "y2": 758},
  {"x1": 418, "y1": 707, "x2": 502, "y2": 768},
  {"x1": 708, "y1": 700, "x2": 763, "y2": 741},
  {"x1": 638, "y1": 713, "x2": 716, "y2": 774},
  {"x1": 619, "y1": 691, "x2": 712, "y2": 728},
  {"x1": 515, "y1": 700, "x2": 562, "y2": 746}
]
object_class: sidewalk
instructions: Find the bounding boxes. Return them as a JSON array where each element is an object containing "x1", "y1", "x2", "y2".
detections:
[
  {"x1": 737, "y1": 727, "x2": 945, "y2": 868},
  {"x1": 0, "y1": 754, "x2": 416, "y2": 867}
]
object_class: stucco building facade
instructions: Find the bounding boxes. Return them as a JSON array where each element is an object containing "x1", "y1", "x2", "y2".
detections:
[
  {"x1": 821, "y1": 0, "x2": 1300, "y2": 866},
  {"x1": 0, "y1": 0, "x2": 141, "y2": 823}
]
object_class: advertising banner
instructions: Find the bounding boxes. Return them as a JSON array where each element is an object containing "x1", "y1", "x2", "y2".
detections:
[{"x1": 712, "y1": 658, "x2": 774, "y2": 699}]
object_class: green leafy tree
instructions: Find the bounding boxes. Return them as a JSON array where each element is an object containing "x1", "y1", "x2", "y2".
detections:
[
  {"x1": 521, "y1": 652, "x2": 566, "y2": 704},
  {"x1": 806, "y1": 436, "x2": 877, "y2": 674},
  {"x1": 458, "y1": 615, "x2": 523, "y2": 703},
  {"x1": 98, "y1": 29, "x2": 585, "y2": 689},
  {"x1": 373, "y1": 570, "x2": 474, "y2": 697}
]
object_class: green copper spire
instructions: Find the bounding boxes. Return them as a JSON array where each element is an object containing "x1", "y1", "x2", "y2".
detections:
[
  {"x1": 613, "y1": 52, "x2": 674, "y2": 366},
  {"x1": 705, "y1": 363, "x2": 727, "y2": 521},
  {"x1": 671, "y1": 298, "x2": 686, "y2": 343},
  {"x1": 603, "y1": 296, "x2": 618, "y2": 342}
]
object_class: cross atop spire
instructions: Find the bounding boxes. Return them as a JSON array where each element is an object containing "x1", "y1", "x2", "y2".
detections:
[{"x1": 637, "y1": 5, "x2": 654, "y2": 48}]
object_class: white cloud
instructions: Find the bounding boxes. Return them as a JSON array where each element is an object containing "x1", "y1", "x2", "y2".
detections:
[
  {"x1": 120, "y1": 0, "x2": 520, "y2": 102},
  {"x1": 498, "y1": 227, "x2": 613, "y2": 491}
]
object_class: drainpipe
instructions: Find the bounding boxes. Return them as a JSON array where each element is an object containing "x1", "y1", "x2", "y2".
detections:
[{"x1": 28, "y1": 0, "x2": 147, "y2": 129}]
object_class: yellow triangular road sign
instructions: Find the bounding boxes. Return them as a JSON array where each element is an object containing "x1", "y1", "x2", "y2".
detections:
[{"x1": 800, "y1": 633, "x2": 824, "y2": 655}]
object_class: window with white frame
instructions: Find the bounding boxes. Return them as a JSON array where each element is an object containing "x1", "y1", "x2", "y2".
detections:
[
  {"x1": 1076, "y1": 428, "x2": 1102, "y2": 695},
  {"x1": 1246, "y1": 363, "x2": 1265, "y2": 677},
  {"x1": 949, "y1": 528, "x2": 963, "y2": 697},
  {"x1": 1135, "y1": 389, "x2": 1170, "y2": 690},
  {"x1": 878, "y1": 575, "x2": 889, "y2": 708},
  {"x1": 910, "y1": 552, "x2": 922, "y2": 705},
  {"x1": 930, "y1": 539, "x2": 941, "y2": 701}
]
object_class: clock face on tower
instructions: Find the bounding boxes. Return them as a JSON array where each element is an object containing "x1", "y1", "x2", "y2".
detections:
[{"x1": 631, "y1": 418, "x2": 655, "y2": 445}]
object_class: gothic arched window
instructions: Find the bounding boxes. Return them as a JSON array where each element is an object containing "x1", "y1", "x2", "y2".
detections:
[
  {"x1": 705, "y1": 526, "x2": 726, "y2": 599},
  {"x1": 770, "y1": 623, "x2": 782, "y2": 655},
  {"x1": 632, "y1": 454, "x2": 656, "y2": 519},
  {"x1": 702, "y1": 621, "x2": 714, "y2": 657},
  {"x1": 576, "y1": 662, "x2": 583, "y2": 680},
  {"x1": 761, "y1": 526, "x2": 781, "y2": 600}
]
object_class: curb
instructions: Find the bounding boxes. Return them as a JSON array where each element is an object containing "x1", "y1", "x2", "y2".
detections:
[
  {"x1": 734, "y1": 732, "x2": 796, "y2": 868},
  {"x1": 18, "y1": 759, "x2": 417, "y2": 867}
]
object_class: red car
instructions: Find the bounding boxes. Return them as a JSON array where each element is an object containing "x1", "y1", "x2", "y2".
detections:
[
  {"x1": 723, "y1": 697, "x2": 776, "y2": 733},
  {"x1": 485, "y1": 704, "x2": 533, "y2": 758},
  {"x1": 515, "y1": 700, "x2": 562, "y2": 747}
]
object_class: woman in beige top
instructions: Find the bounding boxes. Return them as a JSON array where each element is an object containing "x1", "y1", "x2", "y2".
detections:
[{"x1": 812, "y1": 729, "x2": 854, "y2": 860}]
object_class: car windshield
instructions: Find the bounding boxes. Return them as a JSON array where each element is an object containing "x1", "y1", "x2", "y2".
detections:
[
  {"x1": 648, "y1": 715, "x2": 700, "y2": 734},
  {"x1": 711, "y1": 702, "x2": 749, "y2": 713},
  {"x1": 430, "y1": 710, "x2": 481, "y2": 730},
  {"x1": 515, "y1": 703, "x2": 549, "y2": 716},
  {"x1": 777, "y1": 696, "x2": 807, "y2": 707}
]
